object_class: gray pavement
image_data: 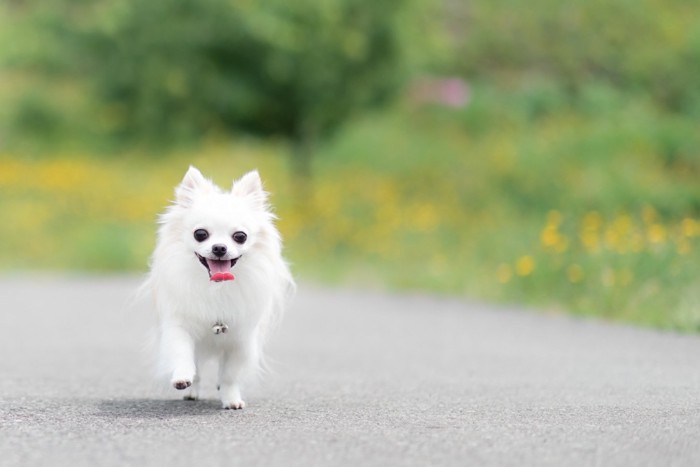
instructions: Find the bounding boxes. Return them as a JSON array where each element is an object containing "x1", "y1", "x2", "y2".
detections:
[{"x1": 1, "y1": 276, "x2": 700, "y2": 466}]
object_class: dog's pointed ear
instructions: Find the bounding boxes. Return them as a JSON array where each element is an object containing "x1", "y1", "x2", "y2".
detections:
[
  {"x1": 232, "y1": 170, "x2": 263, "y2": 196},
  {"x1": 232, "y1": 170, "x2": 268, "y2": 208},
  {"x1": 176, "y1": 166, "x2": 210, "y2": 206}
]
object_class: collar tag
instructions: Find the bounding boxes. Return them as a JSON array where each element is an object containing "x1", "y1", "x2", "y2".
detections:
[{"x1": 212, "y1": 321, "x2": 229, "y2": 335}]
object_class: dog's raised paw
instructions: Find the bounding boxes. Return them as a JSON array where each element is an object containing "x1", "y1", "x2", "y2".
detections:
[{"x1": 173, "y1": 380, "x2": 192, "y2": 390}]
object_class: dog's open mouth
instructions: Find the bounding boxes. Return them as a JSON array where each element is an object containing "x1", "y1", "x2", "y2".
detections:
[{"x1": 196, "y1": 253, "x2": 240, "y2": 282}]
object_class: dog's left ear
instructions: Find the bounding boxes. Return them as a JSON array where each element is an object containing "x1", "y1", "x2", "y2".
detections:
[{"x1": 232, "y1": 170, "x2": 267, "y2": 208}]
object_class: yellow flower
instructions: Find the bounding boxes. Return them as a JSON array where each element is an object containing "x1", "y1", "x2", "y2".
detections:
[
  {"x1": 647, "y1": 224, "x2": 667, "y2": 244},
  {"x1": 540, "y1": 225, "x2": 559, "y2": 248},
  {"x1": 540, "y1": 211, "x2": 568, "y2": 252},
  {"x1": 681, "y1": 218, "x2": 698, "y2": 237},
  {"x1": 613, "y1": 214, "x2": 632, "y2": 231},
  {"x1": 604, "y1": 227, "x2": 624, "y2": 252},
  {"x1": 515, "y1": 255, "x2": 535, "y2": 277},
  {"x1": 411, "y1": 203, "x2": 438, "y2": 232},
  {"x1": 580, "y1": 211, "x2": 603, "y2": 252}
]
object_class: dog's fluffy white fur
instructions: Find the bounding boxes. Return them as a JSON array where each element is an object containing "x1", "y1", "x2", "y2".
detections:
[{"x1": 141, "y1": 166, "x2": 294, "y2": 409}]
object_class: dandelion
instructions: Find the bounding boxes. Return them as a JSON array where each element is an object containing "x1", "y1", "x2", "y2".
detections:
[
  {"x1": 540, "y1": 225, "x2": 560, "y2": 248},
  {"x1": 681, "y1": 218, "x2": 698, "y2": 237},
  {"x1": 540, "y1": 212, "x2": 568, "y2": 253},
  {"x1": 411, "y1": 203, "x2": 438, "y2": 232},
  {"x1": 580, "y1": 211, "x2": 602, "y2": 253},
  {"x1": 613, "y1": 215, "x2": 633, "y2": 237},
  {"x1": 604, "y1": 227, "x2": 624, "y2": 252},
  {"x1": 647, "y1": 224, "x2": 667, "y2": 245},
  {"x1": 515, "y1": 255, "x2": 535, "y2": 277}
]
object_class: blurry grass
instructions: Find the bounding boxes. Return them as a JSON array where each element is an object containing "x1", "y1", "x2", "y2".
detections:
[{"x1": 3, "y1": 85, "x2": 700, "y2": 331}]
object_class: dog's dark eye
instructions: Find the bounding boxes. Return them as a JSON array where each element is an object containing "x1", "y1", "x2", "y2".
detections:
[
  {"x1": 193, "y1": 229, "x2": 209, "y2": 242},
  {"x1": 232, "y1": 231, "x2": 247, "y2": 244}
]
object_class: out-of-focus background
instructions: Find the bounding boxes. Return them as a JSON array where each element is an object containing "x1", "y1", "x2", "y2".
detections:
[{"x1": 1, "y1": 0, "x2": 700, "y2": 331}]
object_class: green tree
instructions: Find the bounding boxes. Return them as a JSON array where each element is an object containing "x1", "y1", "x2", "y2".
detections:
[{"x1": 69, "y1": 0, "x2": 408, "y2": 175}]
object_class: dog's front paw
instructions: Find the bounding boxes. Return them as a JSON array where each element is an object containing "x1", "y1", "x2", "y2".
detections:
[
  {"x1": 220, "y1": 385, "x2": 245, "y2": 410},
  {"x1": 172, "y1": 379, "x2": 192, "y2": 390},
  {"x1": 222, "y1": 399, "x2": 246, "y2": 410}
]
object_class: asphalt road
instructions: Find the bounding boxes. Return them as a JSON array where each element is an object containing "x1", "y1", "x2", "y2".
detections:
[{"x1": 1, "y1": 276, "x2": 700, "y2": 466}]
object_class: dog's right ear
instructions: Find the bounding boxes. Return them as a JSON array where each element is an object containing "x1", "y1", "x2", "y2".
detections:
[{"x1": 175, "y1": 166, "x2": 210, "y2": 206}]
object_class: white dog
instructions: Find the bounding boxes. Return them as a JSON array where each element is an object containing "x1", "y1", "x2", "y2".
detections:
[{"x1": 142, "y1": 166, "x2": 294, "y2": 409}]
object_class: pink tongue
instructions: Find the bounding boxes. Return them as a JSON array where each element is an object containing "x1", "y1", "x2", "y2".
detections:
[
  {"x1": 211, "y1": 272, "x2": 234, "y2": 282},
  {"x1": 207, "y1": 259, "x2": 235, "y2": 282}
]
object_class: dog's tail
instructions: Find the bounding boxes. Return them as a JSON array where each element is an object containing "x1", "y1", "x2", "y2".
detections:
[{"x1": 260, "y1": 263, "x2": 296, "y2": 347}]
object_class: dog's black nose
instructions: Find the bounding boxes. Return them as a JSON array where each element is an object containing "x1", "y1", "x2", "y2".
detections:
[{"x1": 212, "y1": 244, "x2": 227, "y2": 257}]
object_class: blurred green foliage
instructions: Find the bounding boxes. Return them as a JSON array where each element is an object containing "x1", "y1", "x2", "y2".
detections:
[
  {"x1": 457, "y1": 0, "x2": 700, "y2": 117},
  {"x1": 3, "y1": 0, "x2": 699, "y2": 152},
  {"x1": 1, "y1": 0, "x2": 418, "y2": 162}
]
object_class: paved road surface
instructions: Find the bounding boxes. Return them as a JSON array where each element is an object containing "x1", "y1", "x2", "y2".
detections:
[{"x1": 1, "y1": 276, "x2": 699, "y2": 466}]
